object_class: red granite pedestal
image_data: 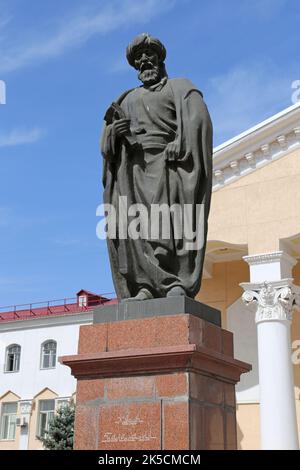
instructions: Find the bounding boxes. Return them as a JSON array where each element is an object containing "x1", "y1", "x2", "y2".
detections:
[{"x1": 61, "y1": 314, "x2": 251, "y2": 450}]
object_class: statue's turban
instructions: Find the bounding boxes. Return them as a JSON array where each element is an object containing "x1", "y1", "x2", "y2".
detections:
[{"x1": 126, "y1": 33, "x2": 166, "y2": 68}]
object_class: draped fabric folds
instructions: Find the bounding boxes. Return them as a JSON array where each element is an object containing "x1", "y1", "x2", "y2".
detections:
[{"x1": 101, "y1": 78, "x2": 213, "y2": 300}]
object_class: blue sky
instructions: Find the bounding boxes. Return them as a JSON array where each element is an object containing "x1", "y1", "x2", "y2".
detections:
[{"x1": 0, "y1": 0, "x2": 299, "y2": 307}]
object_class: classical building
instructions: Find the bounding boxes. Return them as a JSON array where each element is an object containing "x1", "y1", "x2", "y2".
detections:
[
  {"x1": 1, "y1": 101, "x2": 300, "y2": 450},
  {"x1": 197, "y1": 100, "x2": 300, "y2": 449}
]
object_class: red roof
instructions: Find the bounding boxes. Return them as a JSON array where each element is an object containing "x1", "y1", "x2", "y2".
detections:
[{"x1": 0, "y1": 293, "x2": 117, "y2": 323}]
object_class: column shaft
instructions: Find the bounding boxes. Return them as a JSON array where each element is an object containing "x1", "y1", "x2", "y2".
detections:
[
  {"x1": 257, "y1": 320, "x2": 298, "y2": 449},
  {"x1": 242, "y1": 251, "x2": 300, "y2": 450}
]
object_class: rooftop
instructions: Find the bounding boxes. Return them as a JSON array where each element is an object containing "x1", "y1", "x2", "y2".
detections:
[{"x1": 0, "y1": 290, "x2": 117, "y2": 323}]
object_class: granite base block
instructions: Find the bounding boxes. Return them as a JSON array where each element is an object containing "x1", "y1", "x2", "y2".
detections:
[
  {"x1": 93, "y1": 296, "x2": 221, "y2": 326},
  {"x1": 61, "y1": 312, "x2": 251, "y2": 450}
]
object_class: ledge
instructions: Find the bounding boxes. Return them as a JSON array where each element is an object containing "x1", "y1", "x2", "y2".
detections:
[{"x1": 60, "y1": 344, "x2": 251, "y2": 384}]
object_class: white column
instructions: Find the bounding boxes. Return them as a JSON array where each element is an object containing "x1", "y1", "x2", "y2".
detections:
[{"x1": 241, "y1": 252, "x2": 299, "y2": 450}]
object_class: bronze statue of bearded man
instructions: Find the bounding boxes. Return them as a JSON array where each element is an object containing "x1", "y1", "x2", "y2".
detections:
[{"x1": 101, "y1": 33, "x2": 213, "y2": 301}]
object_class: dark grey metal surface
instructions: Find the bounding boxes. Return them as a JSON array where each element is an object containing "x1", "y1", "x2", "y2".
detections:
[
  {"x1": 93, "y1": 296, "x2": 221, "y2": 326},
  {"x1": 101, "y1": 33, "x2": 213, "y2": 301}
]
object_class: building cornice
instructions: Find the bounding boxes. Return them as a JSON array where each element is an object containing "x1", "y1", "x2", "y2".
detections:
[
  {"x1": 243, "y1": 251, "x2": 297, "y2": 268},
  {"x1": 213, "y1": 102, "x2": 300, "y2": 191},
  {"x1": 0, "y1": 311, "x2": 93, "y2": 332}
]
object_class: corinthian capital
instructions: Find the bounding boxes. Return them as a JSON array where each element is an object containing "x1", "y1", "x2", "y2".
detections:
[{"x1": 241, "y1": 280, "x2": 299, "y2": 323}]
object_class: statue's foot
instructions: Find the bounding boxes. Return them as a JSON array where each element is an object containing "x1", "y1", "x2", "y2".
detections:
[
  {"x1": 167, "y1": 286, "x2": 186, "y2": 297},
  {"x1": 124, "y1": 288, "x2": 153, "y2": 302}
]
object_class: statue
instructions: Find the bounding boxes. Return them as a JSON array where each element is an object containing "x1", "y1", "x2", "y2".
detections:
[{"x1": 101, "y1": 33, "x2": 213, "y2": 301}]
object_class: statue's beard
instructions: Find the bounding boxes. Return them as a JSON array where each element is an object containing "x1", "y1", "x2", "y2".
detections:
[{"x1": 138, "y1": 64, "x2": 161, "y2": 86}]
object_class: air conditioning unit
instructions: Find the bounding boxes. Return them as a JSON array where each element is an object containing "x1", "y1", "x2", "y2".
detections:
[
  {"x1": 16, "y1": 417, "x2": 28, "y2": 427},
  {"x1": 21, "y1": 417, "x2": 28, "y2": 427}
]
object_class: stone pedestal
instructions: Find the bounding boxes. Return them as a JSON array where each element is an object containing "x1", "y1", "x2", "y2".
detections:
[{"x1": 61, "y1": 303, "x2": 250, "y2": 450}]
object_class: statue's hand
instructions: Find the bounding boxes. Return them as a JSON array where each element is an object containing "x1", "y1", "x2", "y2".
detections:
[
  {"x1": 111, "y1": 118, "x2": 131, "y2": 138},
  {"x1": 164, "y1": 139, "x2": 180, "y2": 162}
]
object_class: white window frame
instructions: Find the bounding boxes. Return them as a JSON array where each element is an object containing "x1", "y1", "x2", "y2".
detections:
[
  {"x1": 37, "y1": 399, "x2": 55, "y2": 438},
  {"x1": 4, "y1": 344, "x2": 21, "y2": 373},
  {"x1": 40, "y1": 340, "x2": 57, "y2": 370},
  {"x1": 0, "y1": 402, "x2": 18, "y2": 441},
  {"x1": 78, "y1": 295, "x2": 87, "y2": 307},
  {"x1": 55, "y1": 397, "x2": 70, "y2": 410}
]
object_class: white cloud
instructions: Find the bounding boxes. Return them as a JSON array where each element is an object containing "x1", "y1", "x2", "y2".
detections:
[
  {"x1": 0, "y1": 128, "x2": 44, "y2": 147},
  {"x1": 208, "y1": 60, "x2": 296, "y2": 145},
  {"x1": 0, "y1": 0, "x2": 175, "y2": 74}
]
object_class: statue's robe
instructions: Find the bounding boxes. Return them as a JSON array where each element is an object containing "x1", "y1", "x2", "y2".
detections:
[{"x1": 101, "y1": 78, "x2": 213, "y2": 299}]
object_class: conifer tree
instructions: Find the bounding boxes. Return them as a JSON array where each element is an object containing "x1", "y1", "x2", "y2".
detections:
[{"x1": 39, "y1": 403, "x2": 74, "y2": 450}]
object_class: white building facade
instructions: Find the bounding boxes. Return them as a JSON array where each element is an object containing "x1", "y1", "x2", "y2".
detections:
[{"x1": 0, "y1": 293, "x2": 98, "y2": 450}]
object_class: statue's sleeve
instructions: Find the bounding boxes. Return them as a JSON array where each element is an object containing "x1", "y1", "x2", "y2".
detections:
[
  {"x1": 100, "y1": 123, "x2": 115, "y2": 160},
  {"x1": 169, "y1": 79, "x2": 212, "y2": 182},
  {"x1": 168, "y1": 79, "x2": 213, "y2": 217},
  {"x1": 182, "y1": 90, "x2": 213, "y2": 216},
  {"x1": 185, "y1": 89, "x2": 213, "y2": 180}
]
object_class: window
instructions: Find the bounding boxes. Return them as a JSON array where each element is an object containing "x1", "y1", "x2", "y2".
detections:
[
  {"x1": 37, "y1": 400, "x2": 55, "y2": 438},
  {"x1": 40, "y1": 341, "x2": 57, "y2": 369},
  {"x1": 56, "y1": 398, "x2": 69, "y2": 410},
  {"x1": 5, "y1": 344, "x2": 21, "y2": 372},
  {"x1": 0, "y1": 403, "x2": 18, "y2": 440},
  {"x1": 78, "y1": 295, "x2": 87, "y2": 307}
]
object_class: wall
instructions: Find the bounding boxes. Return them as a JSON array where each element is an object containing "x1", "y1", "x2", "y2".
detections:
[
  {"x1": 236, "y1": 404, "x2": 260, "y2": 450},
  {"x1": 196, "y1": 260, "x2": 249, "y2": 326},
  {"x1": 208, "y1": 147, "x2": 300, "y2": 254},
  {"x1": 0, "y1": 317, "x2": 85, "y2": 449},
  {"x1": 0, "y1": 322, "x2": 80, "y2": 399}
]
